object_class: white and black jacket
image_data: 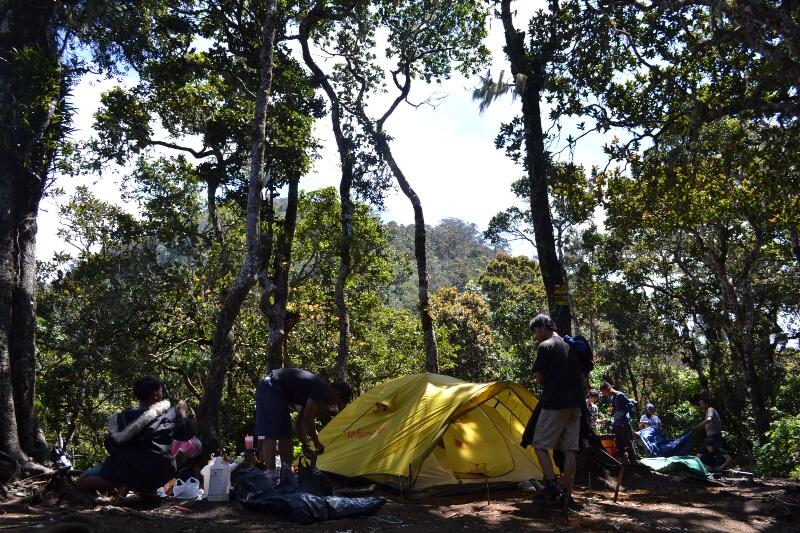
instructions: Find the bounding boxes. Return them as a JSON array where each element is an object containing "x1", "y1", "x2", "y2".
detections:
[{"x1": 99, "y1": 400, "x2": 196, "y2": 491}]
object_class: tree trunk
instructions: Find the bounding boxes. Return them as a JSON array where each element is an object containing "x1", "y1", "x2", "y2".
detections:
[
  {"x1": 334, "y1": 179, "x2": 354, "y2": 381},
  {"x1": 709, "y1": 243, "x2": 771, "y2": 440},
  {"x1": 265, "y1": 174, "x2": 300, "y2": 372},
  {"x1": 371, "y1": 135, "x2": 439, "y2": 373},
  {"x1": 0, "y1": 162, "x2": 27, "y2": 475},
  {"x1": 10, "y1": 197, "x2": 48, "y2": 462},
  {"x1": 499, "y1": 0, "x2": 571, "y2": 336},
  {"x1": 1, "y1": 1, "x2": 60, "y2": 475},
  {"x1": 299, "y1": 10, "x2": 356, "y2": 381},
  {"x1": 196, "y1": 0, "x2": 278, "y2": 451}
]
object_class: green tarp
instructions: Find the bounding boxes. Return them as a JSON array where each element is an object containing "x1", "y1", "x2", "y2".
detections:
[{"x1": 638, "y1": 456, "x2": 709, "y2": 478}]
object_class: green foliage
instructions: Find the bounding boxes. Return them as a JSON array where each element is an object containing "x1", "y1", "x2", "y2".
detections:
[
  {"x1": 775, "y1": 353, "x2": 800, "y2": 417},
  {"x1": 385, "y1": 219, "x2": 498, "y2": 309},
  {"x1": 430, "y1": 287, "x2": 494, "y2": 382},
  {"x1": 478, "y1": 253, "x2": 546, "y2": 389},
  {"x1": 756, "y1": 417, "x2": 800, "y2": 480}
]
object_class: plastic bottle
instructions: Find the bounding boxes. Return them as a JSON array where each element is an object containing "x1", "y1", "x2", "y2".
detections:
[{"x1": 204, "y1": 455, "x2": 231, "y2": 501}]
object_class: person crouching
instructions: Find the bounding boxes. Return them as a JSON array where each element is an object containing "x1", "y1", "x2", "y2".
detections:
[{"x1": 78, "y1": 374, "x2": 195, "y2": 497}]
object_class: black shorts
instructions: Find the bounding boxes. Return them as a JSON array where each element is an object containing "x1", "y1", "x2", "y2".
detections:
[
  {"x1": 255, "y1": 378, "x2": 292, "y2": 439},
  {"x1": 707, "y1": 433, "x2": 723, "y2": 448}
]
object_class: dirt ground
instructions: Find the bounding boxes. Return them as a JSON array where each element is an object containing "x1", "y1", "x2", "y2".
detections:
[{"x1": 2, "y1": 470, "x2": 800, "y2": 533}]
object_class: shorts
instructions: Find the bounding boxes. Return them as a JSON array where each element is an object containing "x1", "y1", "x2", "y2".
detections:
[
  {"x1": 707, "y1": 433, "x2": 723, "y2": 448},
  {"x1": 531, "y1": 407, "x2": 581, "y2": 451},
  {"x1": 255, "y1": 378, "x2": 292, "y2": 439}
]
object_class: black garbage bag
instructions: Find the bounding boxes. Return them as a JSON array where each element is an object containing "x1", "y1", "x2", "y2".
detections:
[
  {"x1": 297, "y1": 456, "x2": 334, "y2": 496},
  {"x1": 232, "y1": 465, "x2": 386, "y2": 524}
]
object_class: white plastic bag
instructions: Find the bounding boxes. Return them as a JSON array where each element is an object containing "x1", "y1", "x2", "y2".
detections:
[{"x1": 173, "y1": 477, "x2": 200, "y2": 499}]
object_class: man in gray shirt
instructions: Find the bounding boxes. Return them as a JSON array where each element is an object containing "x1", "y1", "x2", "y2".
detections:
[{"x1": 693, "y1": 396, "x2": 723, "y2": 448}]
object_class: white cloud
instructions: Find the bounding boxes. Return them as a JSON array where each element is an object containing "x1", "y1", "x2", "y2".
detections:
[{"x1": 40, "y1": 1, "x2": 614, "y2": 261}]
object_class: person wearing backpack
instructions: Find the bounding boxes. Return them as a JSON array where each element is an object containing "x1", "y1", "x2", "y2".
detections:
[
  {"x1": 528, "y1": 314, "x2": 584, "y2": 506},
  {"x1": 600, "y1": 381, "x2": 637, "y2": 463}
]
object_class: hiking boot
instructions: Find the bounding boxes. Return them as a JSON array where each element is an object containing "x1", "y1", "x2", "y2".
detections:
[
  {"x1": 533, "y1": 479, "x2": 561, "y2": 502},
  {"x1": 558, "y1": 493, "x2": 581, "y2": 510}
]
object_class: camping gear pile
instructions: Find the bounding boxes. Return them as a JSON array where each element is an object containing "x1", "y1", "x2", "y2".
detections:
[{"x1": 232, "y1": 462, "x2": 386, "y2": 524}]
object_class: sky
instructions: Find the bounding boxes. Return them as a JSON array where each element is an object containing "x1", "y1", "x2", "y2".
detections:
[{"x1": 37, "y1": 1, "x2": 611, "y2": 261}]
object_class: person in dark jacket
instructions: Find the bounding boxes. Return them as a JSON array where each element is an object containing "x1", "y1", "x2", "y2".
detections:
[{"x1": 78, "y1": 374, "x2": 195, "y2": 496}]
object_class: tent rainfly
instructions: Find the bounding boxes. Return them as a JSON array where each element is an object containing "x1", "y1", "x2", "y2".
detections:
[{"x1": 315, "y1": 373, "x2": 545, "y2": 495}]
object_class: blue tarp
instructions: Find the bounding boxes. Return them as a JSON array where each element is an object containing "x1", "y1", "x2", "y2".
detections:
[{"x1": 638, "y1": 427, "x2": 695, "y2": 457}]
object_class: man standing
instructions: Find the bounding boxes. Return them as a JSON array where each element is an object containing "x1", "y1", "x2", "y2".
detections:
[
  {"x1": 600, "y1": 382, "x2": 637, "y2": 463},
  {"x1": 693, "y1": 396, "x2": 723, "y2": 448},
  {"x1": 529, "y1": 314, "x2": 584, "y2": 505},
  {"x1": 255, "y1": 368, "x2": 352, "y2": 486},
  {"x1": 639, "y1": 403, "x2": 662, "y2": 431}
]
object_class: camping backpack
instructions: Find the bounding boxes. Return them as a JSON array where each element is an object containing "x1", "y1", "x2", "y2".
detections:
[{"x1": 563, "y1": 334, "x2": 594, "y2": 376}]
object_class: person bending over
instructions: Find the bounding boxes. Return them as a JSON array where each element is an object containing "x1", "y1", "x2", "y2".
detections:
[
  {"x1": 600, "y1": 382, "x2": 637, "y2": 463},
  {"x1": 255, "y1": 368, "x2": 351, "y2": 486},
  {"x1": 78, "y1": 375, "x2": 195, "y2": 497}
]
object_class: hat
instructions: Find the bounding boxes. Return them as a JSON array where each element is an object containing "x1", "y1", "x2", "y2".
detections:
[{"x1": 646, "y1": 403, "x2": 655, "y2": 410}]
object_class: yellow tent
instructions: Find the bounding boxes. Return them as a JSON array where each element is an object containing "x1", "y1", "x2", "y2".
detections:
[{"x1": 316, "y1": 373, "x2": 544, "y2": 494}]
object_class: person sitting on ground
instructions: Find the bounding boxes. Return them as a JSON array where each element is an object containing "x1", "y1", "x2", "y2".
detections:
[
  {"x1": 697, "y1": 438, "x2": 733, "y2": 472},
  {"x1": 693, "y1": 396, "x2": 723, "y2": 448},
  {"x1": 639, "y1": 403, "x2": 662, "y2": 431},
  {"x1": 255, "y1": 367, "x2": 352, "y2": 486},
  {"x1": 528, "y1": 314, "x2": 585, "y2": 506},
  {"x1": 600, "y1": 381, "x2": 637, "y2": 463},
  {"x1": 78, "y1": 374, "x2": 195, "y2": 497},
  {"x1": 586, "y1": 390, "x2": 600, "y2": 432}
]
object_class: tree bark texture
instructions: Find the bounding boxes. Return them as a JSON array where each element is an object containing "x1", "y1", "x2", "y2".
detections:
[
  {"x1": 264, "y1": 174, "x2": 300, "y2": 371},
  {"x1": 11, "y1": 188, "x2": 48, "y2": 462},
  {"x1": 371, "y1": 133, "x2": 439, "y2": 373},
  {"x1": 196, "y1": 0, "x2": 278, "y2": 451},
  {"x1": 300, "y1": 7, "x2": 355, "y2": 382},
  {"x1": 0, "y1": 1, "x2": 60, "y2": 473},
  {"x1": 500, "y1": 0, "x2": 571, "y2": 336}
]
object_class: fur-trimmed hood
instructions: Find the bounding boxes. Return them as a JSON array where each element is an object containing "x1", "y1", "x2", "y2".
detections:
[{"x1": 107, "y1": 400, "x2": 171, "y2": 443}]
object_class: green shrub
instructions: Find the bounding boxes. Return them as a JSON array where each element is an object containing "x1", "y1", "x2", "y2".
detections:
[{"x1": 756, "y1": 415, "x2": 800, "y2": 479}]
